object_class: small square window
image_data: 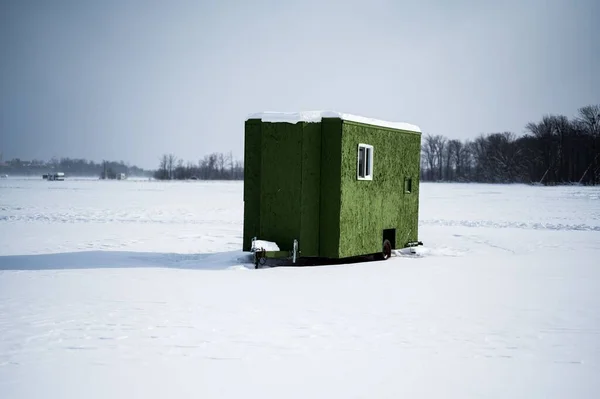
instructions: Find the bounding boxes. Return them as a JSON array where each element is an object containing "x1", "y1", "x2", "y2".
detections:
[
  {"x1": 357, "y1": 143, "x2": 373, "y2": 180},
  {"x1": 404, "y1": 177, "x2": 412, "y2": 193}
]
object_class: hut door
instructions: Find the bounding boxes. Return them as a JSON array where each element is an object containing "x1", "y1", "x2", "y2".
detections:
[{"x1": 258, "y1": 123, "x2": 303, "y2": 251}]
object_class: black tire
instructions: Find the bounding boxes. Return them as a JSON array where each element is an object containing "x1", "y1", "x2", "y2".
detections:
[{"x1": 382, "y1": 239, "x2": 392, "y2": 260}]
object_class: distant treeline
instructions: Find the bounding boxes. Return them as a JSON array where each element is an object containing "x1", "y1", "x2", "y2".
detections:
[
  {"x1": 0, "y1": 152, "x2": 244, "y2": 181},
  {"x1": 4, "y1": 104, "x2": 597, "y2": 185},
  {"x1": 0, "y1": 157, "x2": 151, "y2": 178},
  {"x1": 153, "y1": 152, "x2": 244, "y2": 180},
  {"x1": 421, "y1": 104, "x2": 600, "y2": 185}
]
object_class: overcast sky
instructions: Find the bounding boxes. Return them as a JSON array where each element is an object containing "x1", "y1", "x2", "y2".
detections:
[{"x1": 1, "y1": 0, "x2": 598, "y2": 169}]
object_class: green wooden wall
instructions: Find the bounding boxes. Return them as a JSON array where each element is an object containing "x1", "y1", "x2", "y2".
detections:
[
  {"x1": 242, "y1": 120, "x2": 327, "y2": 256},
  {"x1": 259, "y1": 122, "x2": 303, "y2": 251},
  {"x1": 299, "y1": 122, "x2": 323, "y2": 257},
  {"x1": 242, "y1": 120, "x2": 261, "y2": 252},
  {"x1": 338, "y1": 121, "x2": 421, "y2": 258},
  {"x1": 318, "y1": 119, "x2": 342, "y2": 258}
]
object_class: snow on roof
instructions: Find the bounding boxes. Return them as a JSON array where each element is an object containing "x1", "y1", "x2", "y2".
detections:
[{"x1": 246, "y1": 111, "x2": 421, "y2": 133}]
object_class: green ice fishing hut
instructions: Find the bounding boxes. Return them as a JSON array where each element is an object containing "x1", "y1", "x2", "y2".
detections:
[{"x1": 243, "y1": 111, "x2": 422, "y2": 265}]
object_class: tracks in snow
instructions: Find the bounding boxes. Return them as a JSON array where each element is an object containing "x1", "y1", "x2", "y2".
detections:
[{"x1": 420, "y1": 219, "x2": 600, "y2": 232}]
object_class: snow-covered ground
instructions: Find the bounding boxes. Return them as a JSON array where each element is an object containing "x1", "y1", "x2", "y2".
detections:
[{"x1": 1, "y1": 178, "x2": 599, "y2": 398}]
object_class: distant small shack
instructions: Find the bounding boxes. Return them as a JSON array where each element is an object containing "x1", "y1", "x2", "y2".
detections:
[
  {"x1": 243, "y1": 111, "x2": 422, "y2": 261},
  {"x1": 44, "y1": 172, "x2": 65, "y2": 181}
]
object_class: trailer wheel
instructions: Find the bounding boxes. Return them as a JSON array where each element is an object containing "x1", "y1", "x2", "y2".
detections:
[{"x1": 382, "y1": 239, "x2": 392, "y2": 260}]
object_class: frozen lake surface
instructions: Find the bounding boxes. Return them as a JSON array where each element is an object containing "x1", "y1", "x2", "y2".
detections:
[{"x1": 1, "y1": 178, "x2": 599, "y2": 398}]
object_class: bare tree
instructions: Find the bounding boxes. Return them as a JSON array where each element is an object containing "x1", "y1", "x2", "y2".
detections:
[
  {"x1": 576, "y1": 105, "x2": 600, "y2": 136},
  {"x1": 485, "y1": 132, "x2": 526, "y2": 182},
  {"x1": 208, "y1": 153, "x2": 218, "y2": 179},
  {"x1": 575, "y1": 105, "x2": 600, "y2": 184},
  {"x1": 448, "y1": 139, "x2": 463, "y2": 180},
  {"x1": 422, "y1": 134, "x2": 446, "y2": 181},
  {"x1": 436, "y1": 136, "x2": 446, "y2": 180},
  {"x1": 167, "y1": 154, "x2": 176, "y2": 180},
  {"x1": 217, "y1": 153, "x2": 225, "y2": 177},
  {"x1": 422, "y1": 135, "x2": 436, "y2": 180},
  {"x1": 228, "y1": 151, "x2": 234, "y2": 179},
  {"x1": 444, "y1": 141, "x2": 454, "y2": 181},
  {"x1": 157, "y1": 154, "x2": 168, "y2": 180}
]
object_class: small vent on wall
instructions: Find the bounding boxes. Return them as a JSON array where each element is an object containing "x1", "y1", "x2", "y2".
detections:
[{"x1": 404, "y1": 177, "x2": 412, "y2": 193}]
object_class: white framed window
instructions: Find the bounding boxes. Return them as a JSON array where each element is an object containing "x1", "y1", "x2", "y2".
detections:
[{"x1": 357, "y1": 143, "x2": 373, "y2": 180}]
